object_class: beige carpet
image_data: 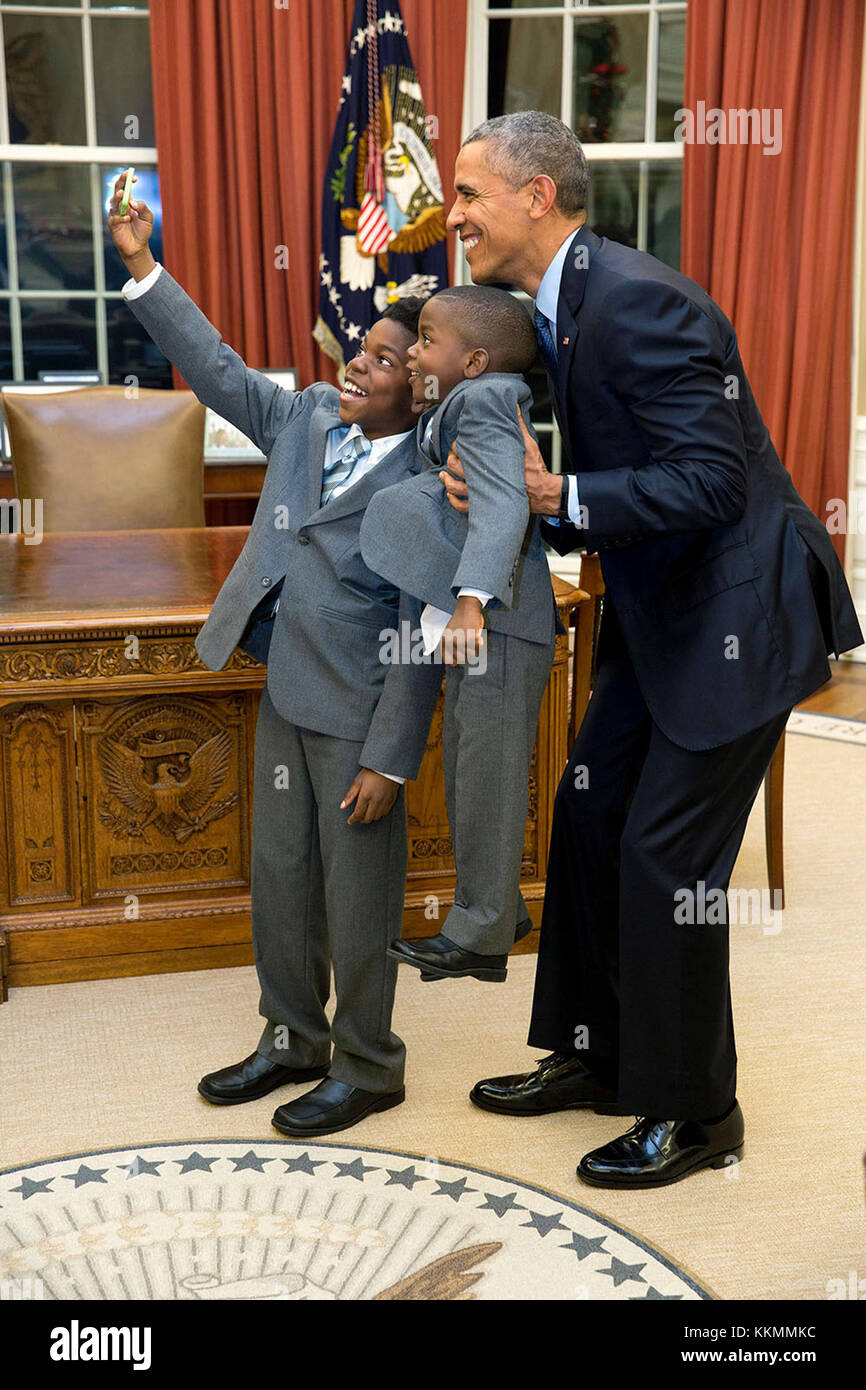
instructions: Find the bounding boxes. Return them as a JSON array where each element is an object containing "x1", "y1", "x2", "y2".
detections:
[{"x1": 0, "y1": 719, "x2": 863, "y2": 1301}]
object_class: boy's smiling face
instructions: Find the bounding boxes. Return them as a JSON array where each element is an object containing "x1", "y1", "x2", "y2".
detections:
[
  {"x1": 339, "y1": 316, "x2": 421, "y2": 438},
  {"x1": 407, "y1": 298, "x2": 486, "y2": 409}
]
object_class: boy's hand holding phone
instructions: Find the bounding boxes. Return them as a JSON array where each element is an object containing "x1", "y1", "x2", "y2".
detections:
[
  {"x1": 107, "y1": 169, "x2": 156, "y2": 279},
  {"x1": 441, "y1": 594, "x2": 485, "y2": 666}
]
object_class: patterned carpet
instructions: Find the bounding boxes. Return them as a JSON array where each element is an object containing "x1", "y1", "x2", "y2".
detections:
[{"x1": 0, "y1": 1140, "x2": 709, "y2": 1301}]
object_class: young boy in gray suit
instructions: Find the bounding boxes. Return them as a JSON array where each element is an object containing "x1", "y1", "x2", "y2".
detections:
[
  {"x1": 360, "y1": 286, "x2": 559, "y2": 983},
  {"x1": 109, "y1": 175, "x2": 442, "y2": 1138}
]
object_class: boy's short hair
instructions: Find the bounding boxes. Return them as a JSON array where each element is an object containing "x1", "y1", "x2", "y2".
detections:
[
  {"x1": 380, "y1": 294, "x2": 428, "y2": 340},
  {"x1": 433, "y1": 286, "x2": 537, "y2": 375}
]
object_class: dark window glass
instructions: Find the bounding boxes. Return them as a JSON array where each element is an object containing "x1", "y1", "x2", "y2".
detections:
[
  {"x1": 92, "y1": 15, "x2": 154, "y2": 146},
  {"x1": 657, "y1": 13, "x2": 687, "y2": 141},
  {"x1": 21, "y1": 296, "x2": 96, "y2": 377},
  {"x1": 3, "y1": 14, "x2": 86, "y2": 144},
  {"x1": 107, "y1": 299, "x2": 172, "y2": 389},
  {"x1": 573, "y1": 14, "x2": 648, "y2": 144},
  {"x1": 13, "y1": 163, "x2": 94, "y2": 291},
  {"x1": 587, "y1": 160, "x2": 681, "y2": 270},
  {"x1": 488, "y1": 18, "x2": 562, "y2": 119},
  {"x1": 0, "y1": 302, "x2": 12, "y2": 381}
]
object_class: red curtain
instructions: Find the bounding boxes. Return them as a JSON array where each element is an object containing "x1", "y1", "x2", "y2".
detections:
[
  {"x1": 148, "y1": 0, "x2": 467, "y2": 391},
  {"x1": 681, "y1": 0, "x2": 864, "y2": 556}
]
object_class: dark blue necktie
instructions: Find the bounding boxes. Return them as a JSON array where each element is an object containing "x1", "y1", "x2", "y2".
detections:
[{"x1": 534, "y1": 308, "x2": 559, "y2": 379}]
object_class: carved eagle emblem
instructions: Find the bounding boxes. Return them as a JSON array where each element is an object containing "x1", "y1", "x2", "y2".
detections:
[{"x1": 97, "y1": 728, "x2": 235, "y2": 842}]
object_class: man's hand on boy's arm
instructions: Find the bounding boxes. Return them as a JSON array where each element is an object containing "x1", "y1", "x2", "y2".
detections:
[
  {"x1": 439, "y1": 404, "x2": 561, "y2": 516},
  {"x1": 441, "y1": 594, "x2": 485, "y2": 666},
  {"x1": 341, "y1": 768, "x2": 400, "y2": 824}
]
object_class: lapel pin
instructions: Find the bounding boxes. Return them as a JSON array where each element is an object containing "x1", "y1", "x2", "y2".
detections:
[{"x1": 563, "y1": 337, "x2": 570, "y2": 346}]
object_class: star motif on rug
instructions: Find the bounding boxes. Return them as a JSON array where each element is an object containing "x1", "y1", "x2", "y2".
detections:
[
  {"x1": 332, "y1": 1156, "x2": 377, "y2": 1182},
  {"x1": 560, "y1": 1232, "x2": 608, "y2": 1259},
  {"x1": 63, "y1": 1164, "x2": 108, "y2": 1189},
  {"x1": 282, "y1": 1152, "x2": 327, "y2": 1176},
  {"x1": 478, "y1": 1191, "x2": 525, "y2": 1218},
  {"x1": 384, "y1": 1165, "x2": 426, "y2": 1190},
  {"x1": 176, "y1": 1152, "x2": 217, "y2": 1173},
  {"x1": 10, "y1": 1175, "x2": 54, "y2": 1199},
  {"x1": 228, "y1": 1151, "x2": 271, "y2": 1173},
  {"x1": 121, "y1": 1155, "x2": 163, "y2": 1178},
  {"x1": 431, "y1": 1175, "x2": 477, "y2": 1203},
  {"x1": 521, "y1": 1210, "x2": 569, "y2": 1237},
  {"x1": 599, "y1": 1257, "x2": 647, "y2": 1288}
]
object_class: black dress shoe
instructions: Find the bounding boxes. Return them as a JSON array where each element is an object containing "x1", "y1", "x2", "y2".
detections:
[
  {"x1": 197, "y1": 1051, "x2": 329, "y2": 1105},
  {"x1": 470, "y1": 1051, "x2": 619, "y2": 1115},
  {"x1": 387, "y1": 932, "x2": 509, "y2": 982},
  {"x1": 271, "y1": 1077, "x2": 405, "y2": 1137},
  {"x1": 577, "y1": 1102, "x2": 745, "y2": 1189}
]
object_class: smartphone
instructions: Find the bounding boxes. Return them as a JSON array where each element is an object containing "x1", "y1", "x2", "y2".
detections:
[{"x1": 119, "y1": 167, "x2": 135, "y2": 217}]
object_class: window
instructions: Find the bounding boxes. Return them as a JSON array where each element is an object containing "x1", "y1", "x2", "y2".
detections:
[
  {"x1": 465, "y1": 0, "x2": 687, "y2": 471},
  {"x1": 0, "y1": 1, "x2": 168, "y2": 386}
]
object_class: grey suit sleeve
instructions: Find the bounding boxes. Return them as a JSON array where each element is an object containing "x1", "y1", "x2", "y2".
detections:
[
  {"x1": 449, "y1": 381, "x2": 531, "y2": 606},
  {"x1": 123, "y1": 264, "x2": 309, "y2": 456},
  {"x1": 360, "y1": 591, "x2": 443, "y2": 782}
]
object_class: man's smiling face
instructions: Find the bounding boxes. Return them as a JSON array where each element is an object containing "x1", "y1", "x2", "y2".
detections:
[
  {"x1": 446, "y1": 139, "x2": 534, "y2": 287},
  {"x1": 338, "y1": 316, "x2": 421, "y2": 438}
]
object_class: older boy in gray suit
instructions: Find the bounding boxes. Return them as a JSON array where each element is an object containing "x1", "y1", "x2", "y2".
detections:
[
  {"x1": 109, "y1": 176, "x2": 441, "y2": 1138},
  {"x1": 361, "y1": 287, "x2": 558, "y2": 983}
]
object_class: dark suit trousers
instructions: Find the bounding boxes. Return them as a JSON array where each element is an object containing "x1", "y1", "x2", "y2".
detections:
[
  {"x1": 251, "y1": 683, "x2": 407, "y2": 1093},
  {"x1": 527, "y1": 603, "x2": 790, "y2": 1119}
]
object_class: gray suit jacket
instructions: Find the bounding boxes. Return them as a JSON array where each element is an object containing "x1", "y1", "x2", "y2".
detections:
[
  {"x1": 125, "y1": 266, "x2": 442, "y2": 779},
  {"x1": 359, "y1": 375, "x2": 557, "y2": 646}
]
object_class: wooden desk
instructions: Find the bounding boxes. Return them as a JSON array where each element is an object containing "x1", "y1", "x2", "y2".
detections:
[{"x1": 0, "y1": 527, "x2": 582, "y2": 997}]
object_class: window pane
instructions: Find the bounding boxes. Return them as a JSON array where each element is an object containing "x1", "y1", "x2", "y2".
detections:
[
  {"x1": 101, "y1": 164, "x2": 163, "y2": 289},
  {"x1": 3, "y1": 15, "x2": 86, "y2": 145},
  {"x1": 92, "y1": 15, "x2": 155, "y2": 146},
  {"x1": 13, "y1": 163, "x2": 94, "y2": 291},
  {"x1": 91, "y1": 2, "x2": 149, "y2": 8},
  {"x1": 107, "y1": 298, "x2": 172, "y2": 389},
  {"x1": 647, "y1": 161, "x2": 681, "y2": 270},
  {"x1": 488, "y1": 18, "x2": 562, "y2": 118},
  {"x1": 587, "y1": 160, "x2": 681, "y2": 270},
  {"x1": 573, "y1": 14, "x2": 647, "y2": 144},
  {"x1": 657, "y1": 13, "x2": 686, "y2": 142},
  {"x1": 0, "y1": 304, "x2": 12, "y2": 381},
  {"x1": 21, "y1": 297, "x2": 96, "y2": 378}
]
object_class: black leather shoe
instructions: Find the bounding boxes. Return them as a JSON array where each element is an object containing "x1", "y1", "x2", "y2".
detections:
[
  {"x1": 577, "y1": 1102, "x2": 745, "y2": 1189},
  {"x1": 387, "y1": 932, "x2": 509, "y2": 982},
  {"x1": 470, "y1": 1051, "x2": 619, "y2": 1115},
  {"x1": 271, "y1": 1077, "x2": 405, "y2": 1137},
  {"x1": 197, "y1": 1051, "x2": 329, "y2": 1106}
]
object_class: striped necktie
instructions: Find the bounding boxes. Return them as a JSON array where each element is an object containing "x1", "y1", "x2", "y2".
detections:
[
  {"x1": 321, "y1": 426, "x2": 372, "y2": 505},
  {"x1": 534, "y1": 307, "x2": 559, "y2": 378}
]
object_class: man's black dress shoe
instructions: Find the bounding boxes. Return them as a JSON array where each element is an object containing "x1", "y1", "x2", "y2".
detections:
[
  {"x1": 197, "y1": 1051, "x2": 329, "y2": 1105},
  {"x1": 470, "y1": 1051, "x2": 619, "y2": 1115},
  {"x1": 272, "y1": 1077, "x2": 405, "y2": 1137},
  {"x1": 577, "y1": 1102, "x2": 745, "y2": 1189}
]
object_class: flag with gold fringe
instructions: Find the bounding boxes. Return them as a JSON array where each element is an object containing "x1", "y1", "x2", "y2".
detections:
[{"x1": 314, "y1": 0, "x2": 449, "y2": 375}]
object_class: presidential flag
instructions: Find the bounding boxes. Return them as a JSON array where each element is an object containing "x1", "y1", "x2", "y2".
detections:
[{"x1": 313, "y1": 0, "x2": 449, "y2": 374}]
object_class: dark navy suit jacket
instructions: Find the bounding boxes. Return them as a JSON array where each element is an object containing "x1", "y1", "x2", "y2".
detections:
[{"x1": 542, "y1": 226, "x2": 863, "y2": 750}]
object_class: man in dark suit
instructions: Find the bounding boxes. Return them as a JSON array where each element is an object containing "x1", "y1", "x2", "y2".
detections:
[{"x1": 443, "y1": 111, "x2": 863, "y2": 1188}]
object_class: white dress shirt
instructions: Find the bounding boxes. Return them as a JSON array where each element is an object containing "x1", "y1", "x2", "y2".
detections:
[{"x1": 534, "y1": 226, "x2": 584, "y2": 527}]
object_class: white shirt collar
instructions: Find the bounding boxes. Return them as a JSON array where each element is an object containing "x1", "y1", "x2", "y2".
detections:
[{"x1": 535, "y1": 226, "x2": 583, "y2": 330}]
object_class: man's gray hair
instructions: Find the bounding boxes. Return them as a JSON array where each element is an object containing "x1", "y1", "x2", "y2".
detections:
[{"x1": 463, "y1": 111, "x2": 590, "y2": 216}]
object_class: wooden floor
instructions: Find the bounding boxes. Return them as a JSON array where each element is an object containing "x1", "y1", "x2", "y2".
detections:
[{"x1": 799, "y1": 659, "x2": 866, "y2": 719}]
